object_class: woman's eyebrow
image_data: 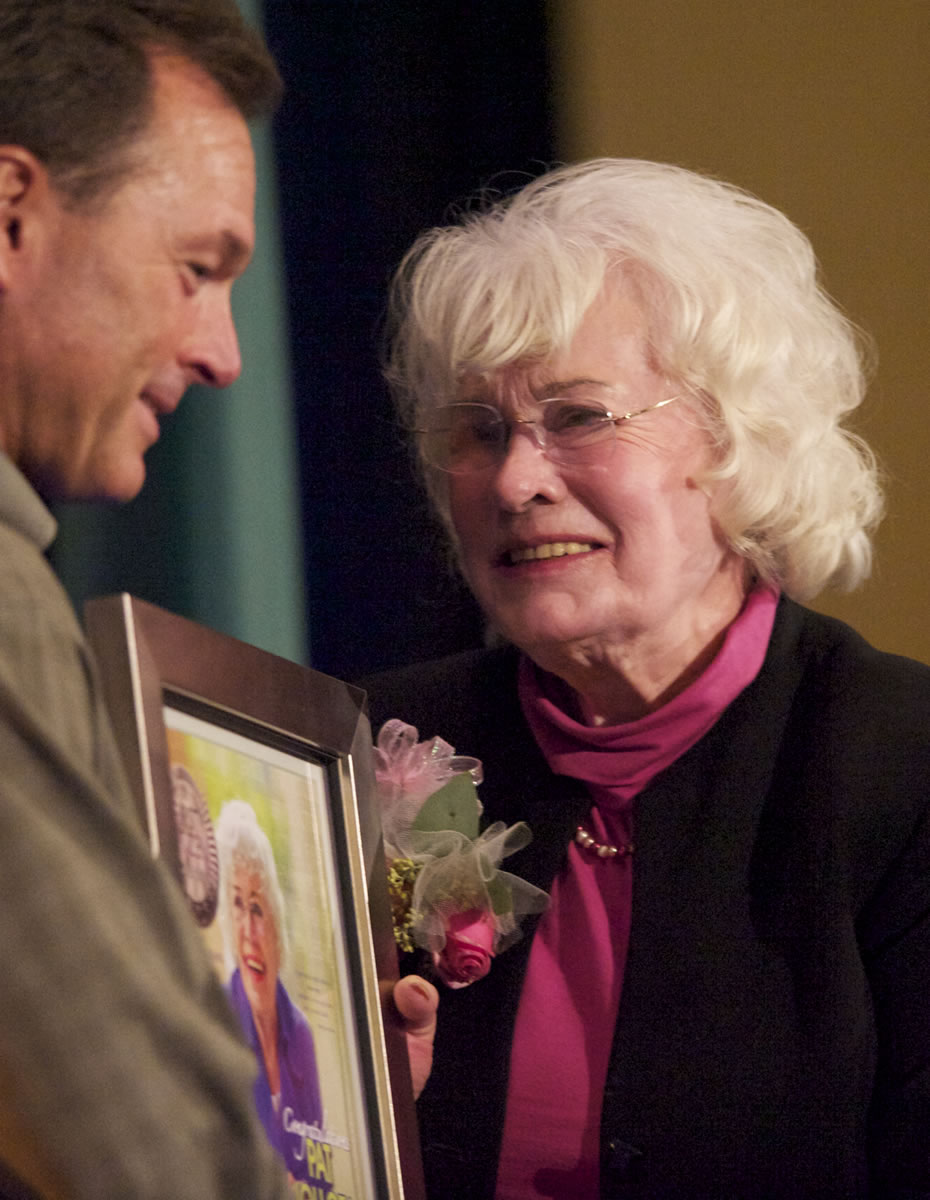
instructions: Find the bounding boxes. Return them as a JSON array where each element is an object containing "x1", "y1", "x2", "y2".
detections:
[
  {"x1": 457, "y1": 377, "x2": 615, "y2": 404},
  {"x1": 537, "y1": 377, "x2": 610, "y2": 396}
]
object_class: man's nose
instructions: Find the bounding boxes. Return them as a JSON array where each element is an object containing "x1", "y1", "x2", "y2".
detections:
[{"x1": 182, "y1": 288, "x2": 242, "y2": 388}]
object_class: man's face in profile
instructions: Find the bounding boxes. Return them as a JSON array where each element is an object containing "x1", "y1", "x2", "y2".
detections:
[{"x1": 4, "y1": 52, "x2": 257, "y2": 502}]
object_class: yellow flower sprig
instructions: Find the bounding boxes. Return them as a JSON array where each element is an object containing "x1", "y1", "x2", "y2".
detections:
[{"x1": 386, "y1": 857, "x2": 423, "y2": 954}]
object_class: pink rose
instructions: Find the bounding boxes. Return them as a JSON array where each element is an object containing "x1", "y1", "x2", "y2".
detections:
[{"x1": 432, "y1": 909, "x2": 497, "y2": 989}]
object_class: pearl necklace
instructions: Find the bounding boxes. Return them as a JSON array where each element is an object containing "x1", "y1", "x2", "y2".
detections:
[{"x1": 575, "y1": 824, "x2": 634, "y2": 860}]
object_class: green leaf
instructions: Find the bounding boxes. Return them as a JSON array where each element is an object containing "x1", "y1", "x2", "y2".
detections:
[
  {"x1": 412, "y1": 773, "x2": 481, "y2": 838},
  {"x1": 487, "y1": 875, "x2": 513, "y2": 916}
]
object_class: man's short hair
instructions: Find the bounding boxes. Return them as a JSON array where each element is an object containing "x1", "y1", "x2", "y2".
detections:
[{"x1": 0, "y1": 0, "x2": 282, "y2": 207}]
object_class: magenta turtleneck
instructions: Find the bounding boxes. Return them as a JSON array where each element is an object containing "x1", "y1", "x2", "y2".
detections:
[{"x1": 494, "y1": 585, "x2": 778, "y2": 1199}]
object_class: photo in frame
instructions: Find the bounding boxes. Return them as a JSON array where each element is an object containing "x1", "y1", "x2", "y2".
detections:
[{"x1": 85, "y1": 593, "x2": 424, "y2": 1200}]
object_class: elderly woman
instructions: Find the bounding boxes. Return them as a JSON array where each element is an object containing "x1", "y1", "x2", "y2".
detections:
[
  {"x1": 369, "y1": 160, "x2": 930, "y2": 1199},
  {"x1": 215, "y1": 801, "x2": 329, "y2": 1193}
]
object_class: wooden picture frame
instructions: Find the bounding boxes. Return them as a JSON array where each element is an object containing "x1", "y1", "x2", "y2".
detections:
[{"x1": 85, "y1": 593, "x2": 424, "y2": 1200}]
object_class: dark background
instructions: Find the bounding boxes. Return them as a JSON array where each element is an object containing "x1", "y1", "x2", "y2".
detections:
[{"x1": 263, "y1": 0, "x2": 555, "y2": 677}]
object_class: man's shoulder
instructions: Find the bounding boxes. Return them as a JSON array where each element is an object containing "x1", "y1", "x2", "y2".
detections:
[
  {"x1": 0, "y1": 513, "x2": 123, "y2": 797},
  {"x1": 0, "y1": 514, "x2": 79, "y2": 635},
  {"x1": 0, "y1": 517, "x2": 86, "y2": 672}
]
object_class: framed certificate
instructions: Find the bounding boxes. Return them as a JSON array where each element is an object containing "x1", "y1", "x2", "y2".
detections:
[{"x1": 85, "y1": 593, "x2": 424, "y2": 1200}]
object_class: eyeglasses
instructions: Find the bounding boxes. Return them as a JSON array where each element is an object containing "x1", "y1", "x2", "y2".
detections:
[{"x1": 416, "y1": 395, "x2": 681, "y2": 474}]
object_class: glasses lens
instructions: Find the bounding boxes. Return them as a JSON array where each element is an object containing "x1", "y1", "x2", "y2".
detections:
[
  {"x1": 421, "y1": 404, "x2": 505, "y2": 473},
  {"x1": 541, "y1": 398, "x2": 616, "y2": 463}
]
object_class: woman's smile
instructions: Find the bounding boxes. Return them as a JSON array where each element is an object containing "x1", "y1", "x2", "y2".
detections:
[{"x1": 501, "y1": 540, "x2": 599, "y2": 566}]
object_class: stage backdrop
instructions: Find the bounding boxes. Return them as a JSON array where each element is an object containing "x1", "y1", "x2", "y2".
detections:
[
  {"x1": 262, "y1": 0, "x2": 554, "y2": 678},
  {"x1": 53, "y1": 2, "x2": 925, "y2": 679}
]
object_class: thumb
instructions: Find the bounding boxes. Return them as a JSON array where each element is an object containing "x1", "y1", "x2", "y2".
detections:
[
  {"x1": 392, "y1": 974, "x2": 438, "y2": 1100},
  {"x1": 392, "y1": 974, "x2": 438, "y2": 1033}
]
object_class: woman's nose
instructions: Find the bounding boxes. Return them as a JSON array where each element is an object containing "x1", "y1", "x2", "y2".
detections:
[
  {"x1": 491, "y1": 423, "x2": 567, "y2": 511},
  {"x1": 510, "y1": 417, "x2": 548, "y2": 453}
]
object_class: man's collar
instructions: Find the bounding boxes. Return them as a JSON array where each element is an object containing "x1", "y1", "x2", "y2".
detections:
[{"x1": 0, "y1": 452, "x2": 58, "y2": 550}]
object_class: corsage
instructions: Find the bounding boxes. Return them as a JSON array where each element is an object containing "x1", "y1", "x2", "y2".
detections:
[{"x1": 374, "y1": 718, "x2": 548, "y2": 988}]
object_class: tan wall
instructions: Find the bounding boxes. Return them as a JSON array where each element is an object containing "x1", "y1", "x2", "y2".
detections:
[{"x1": 551, "y1": 0, "x2": 930, "y2": 661}]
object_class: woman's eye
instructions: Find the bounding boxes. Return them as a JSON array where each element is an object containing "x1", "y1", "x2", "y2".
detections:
[
  {"x1": 447, "y1": 409, "x2": 501, "y2": 446},
  {"x1": 548, "y1": 403, "x2": 610, "y2": 432},
  {"x1": 469, "y1": 416, "x2": 503, "y2": 445}
]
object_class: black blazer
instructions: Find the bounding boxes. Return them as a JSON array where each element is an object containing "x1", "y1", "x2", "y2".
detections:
[{"x1": 364, "y1": 599, "x2": 930, "y2": 1198}]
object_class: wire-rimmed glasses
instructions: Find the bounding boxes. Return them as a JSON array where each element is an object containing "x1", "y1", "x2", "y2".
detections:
[{"x1": 415, "y1": 395, "x2": 681, "y2": 474}]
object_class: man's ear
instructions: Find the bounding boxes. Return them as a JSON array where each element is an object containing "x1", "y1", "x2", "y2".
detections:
[{"x1": 0, "y1": 147, "x2": 51, "y2": 290}]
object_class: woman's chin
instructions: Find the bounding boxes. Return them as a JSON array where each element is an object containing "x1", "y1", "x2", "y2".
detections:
[
  {"x1": 243, "y1": 976, "x2": 274, "y2": 1014},
  {"x1": 491, "y1": 602, "x2": 608, "y2": 657}
]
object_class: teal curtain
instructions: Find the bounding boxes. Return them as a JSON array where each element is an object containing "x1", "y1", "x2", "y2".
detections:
[{"x1": 52, "y1": 0, "x2": 308, "y2": 666}]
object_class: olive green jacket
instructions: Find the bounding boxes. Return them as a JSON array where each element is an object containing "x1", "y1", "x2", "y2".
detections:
[{"x1": 0, "y1": 453, "x2": 287, "y2": 1200}]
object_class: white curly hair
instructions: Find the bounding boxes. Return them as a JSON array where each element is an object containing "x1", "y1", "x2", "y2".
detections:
[
  {"x1": 386, "y1": 158, "x2": 883, "y2": 599},
  {"x1": 215, "y1": 799, "x2": 289, "y2": 978}
]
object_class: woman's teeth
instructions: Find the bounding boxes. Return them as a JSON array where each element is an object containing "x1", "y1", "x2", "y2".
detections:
[{"x1": 507, "y1": 541, "x2": 593, "y2": 564}]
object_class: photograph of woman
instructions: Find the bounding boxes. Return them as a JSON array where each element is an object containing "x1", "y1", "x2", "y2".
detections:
[{"x1": 216, "y1": 800, "x2": 331, "y2": 1196}]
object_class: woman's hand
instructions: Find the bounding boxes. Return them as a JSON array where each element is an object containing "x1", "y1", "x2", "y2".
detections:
[{"x1": 392, "y1": 975, "x2": 438, "y2": 1099}]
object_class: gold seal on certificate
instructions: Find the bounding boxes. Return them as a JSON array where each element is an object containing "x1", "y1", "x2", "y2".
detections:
[{"x1": 170, "y1": 763, "x2": 219, "y2": 927}]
